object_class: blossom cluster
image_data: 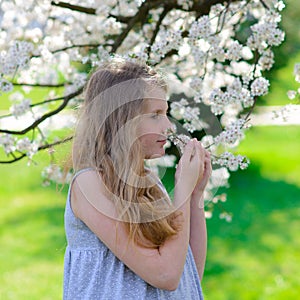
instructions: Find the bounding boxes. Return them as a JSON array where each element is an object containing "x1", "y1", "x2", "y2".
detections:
[
  {"x1": 9, "y1": 99, "x2": 31, "y2": 118},
  {"x1": 0, "y1": 134, "x2": 16, "y2": 154},
  {"x1": 170, "y1": 98, "x2": 208, "y2": 133},
  {"x1": 0, "y1": 41, "x2": 34, "y2": 76},
  {"x1": 167, "y1": 131, "x2": 191, "y2": 155},
  {"x1": 0, "y1": 41, "x2": 34, "y2": 93},
  {"x1": 213, "y1": 152, "x2": 250, "y2": 172},
  {"x1": 166, "y1": 129, "x2": 249, "y2": 172},
  {"x1": 0, "y1": 0, "x2": 288, "y2": 213},
  {"x1": 0, "y1": 134, "x2": 38, "y2": 159},
  {"x1": 151, "y1": 29, "x2": 182, "y2": 62},
  {"x1": 214, "y1": 119, "x2": 247, "y2": 147},
  {"x1": 16, "y1": 137, "x2": 39, "y2": 159}
]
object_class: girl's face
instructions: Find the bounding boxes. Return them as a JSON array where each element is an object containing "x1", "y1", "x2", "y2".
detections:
[{"x1": 137, "y1": 95, "x2": 172, "y2": 159}]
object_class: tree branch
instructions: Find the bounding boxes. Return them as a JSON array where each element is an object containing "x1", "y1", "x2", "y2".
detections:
[
  {"x1": 194, "y1": 0, "x2": 236, "y2": 17},
  {"x1": 147, "y1": 5, "x2": 172, "y2": 56},
  {"x1": 12, "y1": 82, "x2": 67, "y2": 88},
  {"x1": 51, "y1": 1, "x2": 96, "y2": 15},
  {"x1": 51, "y1": 0, "x2": 231, "y2": 55},
  {"x1": 39, "y1": 136, "x2": 73, "y2": 150},
  {"x1": 50, "y1": 1, "x2": 131, "y2": 22},
  {"x1": 0, "y1": 136, "x2": 73, "y2": 164},
  {"x1": 110, "y1": 0, "x2": 178, "y2": 53},
  {"x1": 0, "y1": 153, "x2": 26, "y2": 164},
  {"x1": 0, "y1": 87, "x2": 83, "y2": 135}
]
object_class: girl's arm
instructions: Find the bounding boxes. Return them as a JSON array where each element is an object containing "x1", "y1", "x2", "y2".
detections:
[
  {"x1": 190, "y1": 198, "x2": 207, "y2": 281},
  {"x1": 189, "y1": 151, "x2": 212, "y2": 280},
  {"x1": 71, "y1": 140, "x2": 202, "y2": 291}
]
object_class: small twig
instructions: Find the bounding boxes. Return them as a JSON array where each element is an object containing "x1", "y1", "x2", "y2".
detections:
[{"x1": 259, "y1": 0, "x2": 270, "y2": 9}]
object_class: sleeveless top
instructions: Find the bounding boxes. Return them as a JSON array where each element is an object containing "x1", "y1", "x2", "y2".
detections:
[{"x1": 63, "y1": 169, "x2": 204, "y2": 300}]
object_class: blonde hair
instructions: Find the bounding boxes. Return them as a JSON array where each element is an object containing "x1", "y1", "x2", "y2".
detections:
[{"x1": 72, "y1": 58, "x2": 181, "y2": 247}]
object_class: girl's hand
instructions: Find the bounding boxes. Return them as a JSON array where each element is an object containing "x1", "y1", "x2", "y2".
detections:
[
  {"x1": 174, "y1": 139, "x2": 204, "y2": 200},
  {"x1": 191, "y1": 150, "x2": 212, "y2": 208}
]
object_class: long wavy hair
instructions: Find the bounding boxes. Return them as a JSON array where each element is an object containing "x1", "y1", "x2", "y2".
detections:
[{"x1": 72, "y1": 58, "x2": 181, "y2": 247}]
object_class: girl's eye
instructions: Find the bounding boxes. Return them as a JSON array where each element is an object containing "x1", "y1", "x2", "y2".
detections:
[{"x1": 151, "y1": 113, "x2": 160, "y2": 119}]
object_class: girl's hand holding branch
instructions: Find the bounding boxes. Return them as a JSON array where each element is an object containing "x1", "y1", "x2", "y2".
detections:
[
  {"x1": 191, "y1": 144, "x2": 212, "y2": 209},
  {"x1": 174, "y1": 139, "x2": 204, "y2": 206}
]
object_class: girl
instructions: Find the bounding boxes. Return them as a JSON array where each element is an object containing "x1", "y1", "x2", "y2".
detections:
[{"x1": 63, "y1": 58, "x2": 212, "y2": 299}]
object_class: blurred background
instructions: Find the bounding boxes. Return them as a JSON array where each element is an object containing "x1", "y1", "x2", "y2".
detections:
[{"x1": 1, "y1": 0, "x2": 300, "y2": 299}]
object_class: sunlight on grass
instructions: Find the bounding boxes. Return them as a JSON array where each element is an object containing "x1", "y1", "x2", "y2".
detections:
[
  {"x1": 237, "y1": 126, "x2": 300, "y2": 187},
  {"x1": 262, "y1": 51, "x2": 300, "y2": 106}
]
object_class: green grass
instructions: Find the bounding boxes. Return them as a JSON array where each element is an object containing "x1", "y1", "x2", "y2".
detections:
[
  {"x1": 202, "y1": 126, "x2": 300, "y2": 299},
  {"x1": 1, "y1": 126, "x2": 300, "y2": 299},
  {"x1": 262, "y1": 51, "x2": 300, "y2": 106},
  {"x1": 237, "y1": 126, "x2": 300, "y2": 187},
  {"x1": 0, "y1": 151, "x2": 69, "y2": 299}
]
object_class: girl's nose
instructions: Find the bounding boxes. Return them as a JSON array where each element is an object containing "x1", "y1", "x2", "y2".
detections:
[{"x1": 162, "y1": 115, "x2": 173, "y2": 132}]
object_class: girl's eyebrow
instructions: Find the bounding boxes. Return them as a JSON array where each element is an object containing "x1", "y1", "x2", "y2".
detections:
[
  {"x1": 151, "y1": 109, "x2": 165, "y2": 113},
  {"x1": 150, "y1": 104, "x2": 169, "y2": 113}
]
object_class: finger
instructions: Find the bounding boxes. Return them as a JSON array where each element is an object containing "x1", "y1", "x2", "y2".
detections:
[
  {"x1": 204, "y1": 149, "x2": 210, "y2": 157},
  {"x1": 191, "y1": 140, "x2": 201, "y2": 163},
  {"x1": 182, "y1": 139, "x2": 197, "y2": 161},
  {"x1": 204, "y1": 157, "x2": 212, "y2": 176},
  {"x1": 195, "y1": 141, "x2": 206, "y2": 160}
]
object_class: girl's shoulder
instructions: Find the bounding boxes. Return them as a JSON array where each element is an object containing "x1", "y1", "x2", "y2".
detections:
[{"x1": 70, "y1": 168, "x2": 118, "y2": 220}]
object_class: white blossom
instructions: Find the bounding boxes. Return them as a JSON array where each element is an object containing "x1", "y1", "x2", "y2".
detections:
[
  {"x1": 65, "y1": 73, "x2": 87, "y2": 95},
  {"x1": 294, "y1": 63, "x2": 300, "y2": 82},
  {"x1": 166, "y1": 131, "x2": 191, "y2": 155},
  {"x1": 9, "y1": 99, "x2": 31, "y2": 117},
  {"x1": 250, "y1": 77, "x2": 270, "y2": 96},
  {"x1": 151, "y1": 29, "x2": 182, "y2": 62},
  {"x1": 272, "y1": 104, "x2": 293, "y2": 122},
  {"x1": 287, "y1": 90, "x2": 297, "y2": 100},
  {"x1": 258, "y1": 49, "x2": 274, "y2": 71},
  {"x1": 247, "y1": 22, "x2": 284, "y2": 53},
  {"x1": 0, "y1": 134, "x2": 16, "y2": 154},
  {"x1": 274, "y1": 1, "x2": 285, "y2": 11},
  {"x1": 214, "y1": 119, "x2": 246, "y2": 146},
  {"x1": 226, "y1": 41, "x2": 243, "y2": 61},
  {"x1": 103, "y1": 18, "x2": 122, "y2": 35},
  {"x1": 191, "y1": 47, "x2": 207, "y2": 68},
  {"x1": 188, "y1": 16, "x2": 212, "y2": 42},
  {"x1": 0, "y1": 40, "x2": 34, "y2": 75},
  {"x1": 0, "y1": 78, "x2": 13, "y2": 93},
  {"x1": 177, "y1": 0, "x2": 193, "y2": 10},
  {"x1": 213, "y1": 152, "x2": 250, "y2": 171},
  {"x1": 219, "y1": 212, "x2": 232, "y2": 222},
  {"x1": 16, "y1": 137, "x2": 38, "y2": 158},
  {"x1": 209, "y1": 46, "x2": 226, "y2": 62}
]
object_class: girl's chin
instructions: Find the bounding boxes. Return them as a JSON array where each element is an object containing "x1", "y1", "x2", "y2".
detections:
[{"x1": 144, "y1": 150, "x2": 165, "y2": 159}]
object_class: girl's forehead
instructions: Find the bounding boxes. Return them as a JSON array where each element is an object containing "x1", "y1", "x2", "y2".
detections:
[
  {"x1": 144, "y1": 85, "x2": 166, "y2": 100},
  {"x1": 142, "y1": 98, "x2": 168, "y2": 112}
]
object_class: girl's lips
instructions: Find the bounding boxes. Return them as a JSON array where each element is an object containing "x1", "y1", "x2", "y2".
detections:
[{"x1": 157, "y1": 139, "x2": 167, "y2": 144}]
